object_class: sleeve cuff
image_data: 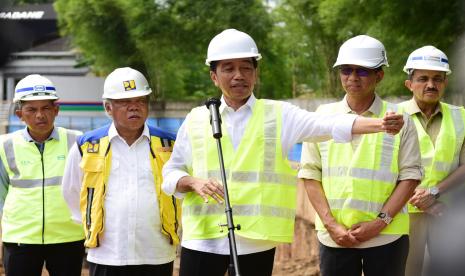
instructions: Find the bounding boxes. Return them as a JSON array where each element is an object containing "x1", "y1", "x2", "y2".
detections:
[
  {"x1": 297, "y1": 169, "x2": 322, "y2": 182},
  {"x1": 332, "y1": 114, "x2": 357, "y2": 143},
  {"x1": 398, "y1": 167, "x2": 424, "y2": 182},
  {"x1": 162, "y1": 171, "x2": 189, "y2": 199}
]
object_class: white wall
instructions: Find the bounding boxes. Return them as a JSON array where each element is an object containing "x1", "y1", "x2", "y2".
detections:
[{"x1": 47, "y1": 75, "x2": 105, "y2": 102}]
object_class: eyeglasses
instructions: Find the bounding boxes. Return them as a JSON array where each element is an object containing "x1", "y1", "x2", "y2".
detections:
[{"x1": 340, "y1": 67, "x2": 372, "y2": 77}]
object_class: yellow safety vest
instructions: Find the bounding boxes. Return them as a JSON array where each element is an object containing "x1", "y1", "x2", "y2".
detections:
[
  {"x1": 183, "y1": 99, "x2": 297, "y2": 243},
  {"x1": 315, "y1": 101, "x2": 408, "y2": 234},
  {"x1": 0, "y1": 127, "x2": 84, "y2": 244},
  {"x1": 78, "y1": 125, "x2": 181, "y2": 248},
  {"x1": 400, "y1": 102, "x2": 465, "y2": 213}
]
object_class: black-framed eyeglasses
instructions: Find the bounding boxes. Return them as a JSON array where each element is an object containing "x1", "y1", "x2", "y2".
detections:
[{"x1": 340, "y1": 67, "x2": 372, "y2": 77}]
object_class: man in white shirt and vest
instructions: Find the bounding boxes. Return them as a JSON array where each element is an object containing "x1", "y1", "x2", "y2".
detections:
[
  {"x1": 162, "y1": 29, "x2": 406, "y2": 276},
  {"x1": 400, "y1": 46, "x2": 465, "y2": 276},
  {"x1": 62, "y1": 67, "x2": 181, "y2": 276},
  {"x1": 0, "y1": 74, "x2": 85, "y2": 276},
  {"x1": 298, "y1": 35, "x2": 423, "y2": 276}
]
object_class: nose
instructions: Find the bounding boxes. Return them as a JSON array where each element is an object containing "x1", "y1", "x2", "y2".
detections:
[
  {"x1": 347, "y1": 70, "x2": 360, "y2": 81},
  {"x1": 232, "y1": 68, "x2": 245, "y2": 80},
  {"x1": 36, "y1": 110, "x2": 45, "y2": 119},
  {"x1": 127, "y1": 102, "x2": 140, "y2": 111},
  {"x1": 426, "y1": 78, "x2": 436, "y2": 88}
]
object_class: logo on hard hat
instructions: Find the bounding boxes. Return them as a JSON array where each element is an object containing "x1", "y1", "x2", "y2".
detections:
[
  {"x1": 34, "y1": 85, "x2": 46, "y2": 92},
  {"x1": 123, "y1": 80, "x2": 136, "y2": 91}
]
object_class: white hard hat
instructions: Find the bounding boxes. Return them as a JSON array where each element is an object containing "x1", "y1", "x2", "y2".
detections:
[
  {"x1": 102, "y1": 67, "x2": 152, "y2": 99},
  {"x1": 403, "y1": 45, "x2": 451, "y2": 75},
  {"x1": 13, "y1": 74, "x2": 58, "y2": 103},
  {"x1": 333, "y1": 35, "x2": 389, "y2": 68},
  {"x1": 205, "y1": 29, "x2": 262, "y2": 65}
]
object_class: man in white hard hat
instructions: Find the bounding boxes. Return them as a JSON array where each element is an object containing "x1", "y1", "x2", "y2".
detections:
[
  {"x1": 399, "y1": 46, "x2": 465, "y2": 276},
  {"x1": 298, "y1": 35, "x2": 423, "y2": 276},
  {"x1": 0, "y1": 74, "x2": 85, "y2": 276},
  {"x1": 162, "y1": 29, "x2": 405, "y2": 276},
  {"x1": 62, "y1": 67, "x2": 181, "y2": 276}
]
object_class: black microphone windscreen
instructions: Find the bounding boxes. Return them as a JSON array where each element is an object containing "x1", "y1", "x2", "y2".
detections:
[{"x1": 205, "y1": 97, "x2": 221, "y2": 108}]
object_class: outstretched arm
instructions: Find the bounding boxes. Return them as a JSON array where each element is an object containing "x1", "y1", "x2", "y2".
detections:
[
  {"x1": 352, "y1": 111, "x2": 403, "y2": 135},
  {"x1": 281, "y1": 103, "x2": 404, "y2": 155}
]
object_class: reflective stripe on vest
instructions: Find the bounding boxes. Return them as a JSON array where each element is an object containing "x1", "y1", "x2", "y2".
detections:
[
  {"x1": 183, "y1": 100, "x2": 297, "y2": 243},
  {"x1": 195, "y1": 170, "x2": 296, "y2": 185},
  {"x1": 3, "y1": 130, "x2": 78, "y2": 185},
  {"x1": 405, "y1": 102, "x2": 465, "y2": 213},
  {"x1": 316, "y1": 101, "x2": 407, "y2": 234},
  {"x1": 183, "y1": 204, "x2": 295, "y2": 219},
  {"x1": 0, "y1": 127, "x2": 84, "y2": 244}
]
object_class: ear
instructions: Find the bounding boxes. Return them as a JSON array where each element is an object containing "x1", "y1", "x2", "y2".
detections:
[
  {"x1": 376, "y1": 70, "x2": 384, "y2": 83},
  {"x1": 15, "y1": 109, "x2": 22, "y2": 120},
  {"x1": 210, "y1": 71, "x2": 219, "y2": 87},
  {"x1": 53, "y1": 103, "x2": 60, "y2": 116},
  {"x1": 404, "y1": 80, "x2": 413, "y2": 92},
  {"x1": 104, "y1": 101, "x2": 113, "y2": 117}
]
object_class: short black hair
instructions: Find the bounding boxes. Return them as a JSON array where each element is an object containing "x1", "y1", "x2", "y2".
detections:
[{"x1": 210, "y1": 58, "x2": 258, "y2": 72}]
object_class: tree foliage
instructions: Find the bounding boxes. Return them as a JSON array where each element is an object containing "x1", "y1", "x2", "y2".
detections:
[
  {"x1": 275, "y1": 0, "x2": 465, "y2": 98},
  {"x1": 54, "y1": 0, "x2": 465, "y2": 100},
  {"x1": 54, "y1": 0, "x2": 284, "y2": 100}
]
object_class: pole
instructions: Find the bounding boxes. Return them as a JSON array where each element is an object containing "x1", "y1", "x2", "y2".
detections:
[{"x1": 206, "y1": 98, "x2": 241, "y2": 276}]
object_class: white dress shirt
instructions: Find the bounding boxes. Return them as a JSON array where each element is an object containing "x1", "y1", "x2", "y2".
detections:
[
  {"x1": 162, "y1": 94, "x2": 357, "y2": 255},
  {"x1": 63, "y1": 123, "x2": 175, "y2": 265}
]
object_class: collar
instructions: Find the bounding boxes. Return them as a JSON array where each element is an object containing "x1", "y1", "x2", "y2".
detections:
[
  {"x1": 220, "y1": 94, "x2": 256, "y2": 114},
  {"x1": 22, "y1": 126, "x2": 59, "y2": 143},
  {"x1": 341, "y1": 93, "x2": 383, "y2": 116},
  {"x1": 108, "y1": 122, "x2": 150, "y2": 143},
  {"x1": 402, "y1": 98, "x2": 442, "y2": 117}
]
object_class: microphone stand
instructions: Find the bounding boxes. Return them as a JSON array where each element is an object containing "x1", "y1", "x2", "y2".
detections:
[{"x1": 206, "y1": 98, "x2": 241, "y2": 276}]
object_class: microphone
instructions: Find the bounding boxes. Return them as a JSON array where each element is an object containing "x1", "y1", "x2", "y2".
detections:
[{"x1": 205, "y1": 97, "x2": 222, "y2": 138}]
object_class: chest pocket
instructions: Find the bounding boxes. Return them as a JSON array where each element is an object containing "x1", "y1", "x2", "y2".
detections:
[{"x1": 80, "y1": 155, "x2": 104, "y2": 189}]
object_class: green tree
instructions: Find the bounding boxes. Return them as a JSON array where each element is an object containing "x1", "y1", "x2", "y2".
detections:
[
  {"x1": 273, "y1": 0, "x2": 340, "y2": 98},
  {"x1": 54, "y1": 0, "x2": 282, "y2": 101},
  {"x1": 275, "y1": 0, "x2": 465, "y2": 98}
]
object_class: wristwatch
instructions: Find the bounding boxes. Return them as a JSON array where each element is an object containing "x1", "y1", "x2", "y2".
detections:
[
  {"x1": 377, "y1": 212, "x2": 393, "y2": 225},
  {"x1": 428, "y1": 186, "x2": 440, "y2": 199}
]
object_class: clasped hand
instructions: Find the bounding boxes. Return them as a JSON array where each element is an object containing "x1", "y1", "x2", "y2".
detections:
[{"x1": 328, "y1": 219, "x2": 386, "y2": 247}]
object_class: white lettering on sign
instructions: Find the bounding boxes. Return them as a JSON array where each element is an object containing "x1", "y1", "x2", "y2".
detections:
[{"x1": 0, "y1": 11, "x2": 45, "y2": 20}]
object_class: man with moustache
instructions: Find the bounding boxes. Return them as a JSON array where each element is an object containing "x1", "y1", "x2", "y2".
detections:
[
  {"x1": 298, "y1": 35, "x2": 422, "y2": 276},
  {"x1": 62, "y1": 67, "x2": 181, "y2": 276},
  {"x1": 400, "y1": 46, "x2": 465, "y2": 276},
  {"x1": 162, "y1": 29, "x2": 405, "y2": 276}
]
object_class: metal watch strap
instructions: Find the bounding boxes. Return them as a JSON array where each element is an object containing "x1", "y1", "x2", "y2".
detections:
[{"x1": 377, "y1": 212, "x2": 393, "y2": 225}]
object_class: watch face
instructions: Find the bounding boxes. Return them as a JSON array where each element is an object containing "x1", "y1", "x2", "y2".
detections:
[
  {"x1": 378, "y1": 212, "x2": 392, "y2": 224},
  {"x1": 430, "y1": 187, "x2": 439, "y2": 195}
]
